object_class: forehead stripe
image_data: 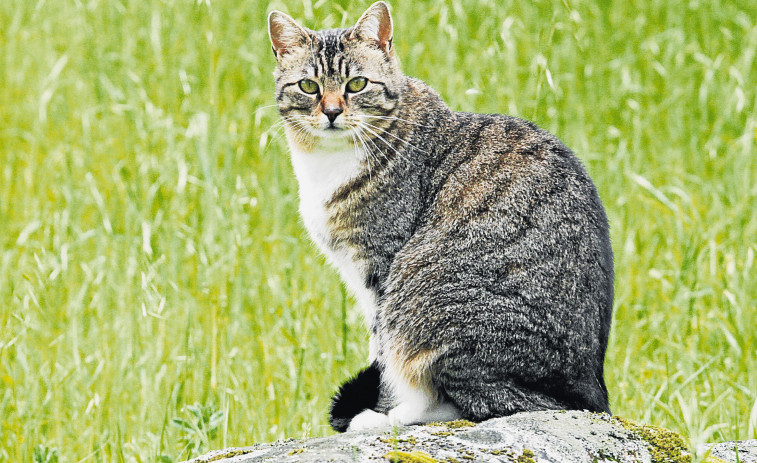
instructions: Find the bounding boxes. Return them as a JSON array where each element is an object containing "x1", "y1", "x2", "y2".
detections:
[
  {"x1": 313, "y1": 50, "x2": 321, "y2": 77},
  {"x1": 310, "y1": 29, "x2": 351, "y2": 77}
]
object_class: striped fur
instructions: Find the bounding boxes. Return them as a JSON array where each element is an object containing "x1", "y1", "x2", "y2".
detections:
[{"x1": 268, "y1": 2, "x2": 614, "y2": 431}]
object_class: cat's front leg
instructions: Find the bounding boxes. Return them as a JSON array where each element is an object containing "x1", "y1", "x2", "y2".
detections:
[
  {"x1": 385, "y1": 382, "x2": 462, "y2": 426},
  {"x1": 383, "y1": 350, "x2": 463, "y2": 426},
  {"x1": 346, "y1": 380, "x2": 460, "y2": 430},
  {"x1": 347, "y1": 409, "x2": 391, "y2": 431}
]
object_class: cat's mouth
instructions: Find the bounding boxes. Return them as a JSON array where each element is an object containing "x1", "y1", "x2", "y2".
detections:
[
  {"x1": 311, "y1": 121, "x2": 353, "y2": 138},
  {"x1": 285, "y1": 117, "x2": 358, "y2": 141}
]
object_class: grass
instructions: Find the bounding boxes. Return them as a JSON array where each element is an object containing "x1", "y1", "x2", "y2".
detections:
[{"x1": 0, "y1": 0, "x2": 755, "y2": 461}]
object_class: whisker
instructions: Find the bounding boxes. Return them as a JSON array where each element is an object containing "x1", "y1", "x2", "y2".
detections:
[
  {"x1": 262, "y1": 117, "x2": 312, "y2": 152},
  {"x1": 359, "y1": 127, "x2": 385, "y2": 180},
  {"x1": 354, "y1": 114, "x2": 436, "y2": 129},
  {"x1": 359, "y1": 120, "x2": 431, "y2": 157},
  {"x1": 351, "y1": 128, "x2": 372, "y2": 182},
  {"x1": 263, "y1": 125, "x2": 298, "y2": 152},
  {"x1": 251, "y1": 103, "x2": 281, "y2": 117},
  {"x1": 356, "y1": 128, "x2": 403, "y2": 170},
  {"x1": 355, "y1": 124, "x2": 391, "y2": 166},
  {"x1": 266, "y1": 115, "x2": 312, "y2": 134},
  {"x1": 286, "y1": 121, "x2": 312, "y2": 147},
  {"x1": 356, "y1": 122, "x2": 414, "y2": 163}
]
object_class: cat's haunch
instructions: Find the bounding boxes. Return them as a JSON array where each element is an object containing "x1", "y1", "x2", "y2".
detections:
[{"x1": 268, "y1": 1, "x2": 614, "y2": 431}]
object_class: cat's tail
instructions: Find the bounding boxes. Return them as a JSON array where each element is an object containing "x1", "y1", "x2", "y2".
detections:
[{"x1": 328, "y1": 362, "x2": 382, "y2": 432}]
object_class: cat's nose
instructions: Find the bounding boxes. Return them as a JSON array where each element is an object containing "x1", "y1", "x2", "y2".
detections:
[{"x1": 323, "y1": 106, "x2": 343, "y2": 124}]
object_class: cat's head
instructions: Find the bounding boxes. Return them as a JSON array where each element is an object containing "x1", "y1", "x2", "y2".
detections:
[{"x1": 268, "y1": 2, "x2": 403, "y2": 150}]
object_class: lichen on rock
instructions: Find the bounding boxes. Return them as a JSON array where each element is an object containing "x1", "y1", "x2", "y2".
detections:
[
  {"x1": 383, "y1": 450, "x2": 439, "y2": 462},
  {"x1": 612, "y1": 416, "x2": 692, "y2": 463},
  {"x1": 181, "y1": 410, "x2": 756, "y2": 463}
]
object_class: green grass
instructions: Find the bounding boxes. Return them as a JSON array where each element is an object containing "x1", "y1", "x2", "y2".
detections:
[{"x1": 1, "y1": 0, "x2": 755, "y2": 461}]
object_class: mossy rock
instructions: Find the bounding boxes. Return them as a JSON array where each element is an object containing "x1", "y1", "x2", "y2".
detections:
[
  {"x1": 384, "y1": 450, "x2": 439, "y2": 462},
  {"x1": 613, "y1": 416, "x2": 691, "y2": 463},
  {"x1": 182, "y1": 410, "x2": 755, "y2": 463}
]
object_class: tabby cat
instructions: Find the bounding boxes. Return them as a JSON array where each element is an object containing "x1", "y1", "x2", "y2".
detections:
[{"x1": 267, "y1": 2, "x2": 614, "y2": 432}]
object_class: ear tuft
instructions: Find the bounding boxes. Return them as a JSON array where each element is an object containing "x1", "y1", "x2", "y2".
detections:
[
  {"x1": 350, "y1": 1, "x2": 393, "y2": 53},
  {"x1": 268, "y1": 10, "x2": 311, "y2": 59}
]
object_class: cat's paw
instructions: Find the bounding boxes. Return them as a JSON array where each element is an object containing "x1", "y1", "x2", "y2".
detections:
[
  {"x1": 388, "y1": 400, "x2": 463, "y2": 426},
  {"x1": 387, "y1": 402, "x2": 424, "y2": 426},
  {"x1": 347, "y1": 409, "x2": 391, "y2": 431}
]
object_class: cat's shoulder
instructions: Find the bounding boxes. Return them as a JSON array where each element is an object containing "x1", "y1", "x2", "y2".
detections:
[
  {"x1": 458, "y1": 111, "x2": 551, "y2": 145},
  {"x1": 448, "y1": 111, "x2": 575, "y2": 167}
]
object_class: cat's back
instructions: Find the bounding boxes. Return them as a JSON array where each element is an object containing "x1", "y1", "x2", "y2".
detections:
[
  {"x1": 423, "y1": 110, "x2": 609, "y2": 239},
  {"x1": 379, "y1": 108, "x2": 614, "y2": 416},
  {"x1": 388, "y1": 108, "x2": 613, "y2": 339}
]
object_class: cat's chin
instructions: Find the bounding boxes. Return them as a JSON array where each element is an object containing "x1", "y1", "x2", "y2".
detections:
[
  {"x1": 310, "y1": 128, "x2": 361, "y2": 147},
  {"x1": 313, "y1": 127, "x2": 352, "y2": 138}
]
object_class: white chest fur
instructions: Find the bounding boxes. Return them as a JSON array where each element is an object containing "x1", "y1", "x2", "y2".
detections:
[{"x1": 289, "y1": 140, "x2": 379, "y2": 331}]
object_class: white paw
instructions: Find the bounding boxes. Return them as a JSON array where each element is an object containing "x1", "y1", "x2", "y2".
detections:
[
  {"x1": 347, "y1": 409, "x2": 391, "y2": 431},
  {"x1": 387, "y1": 402, "x2": 423, "y2": 426},
  {"x1": 387, "y1": 400, "x2": 463, "y2": 426}
]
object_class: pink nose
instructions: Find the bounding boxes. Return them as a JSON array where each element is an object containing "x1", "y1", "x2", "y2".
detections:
[{"x1": 323, "y1": 106, "x2": 343, "y2": 123}]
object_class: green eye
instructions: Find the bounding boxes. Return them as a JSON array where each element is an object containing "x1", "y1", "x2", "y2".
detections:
[
  {"x1": 298, "y1": 79, "x2": 319, "y2": 94},
  {"x1": 346, "y1": 77, "x2": 367, "y2": 93}
]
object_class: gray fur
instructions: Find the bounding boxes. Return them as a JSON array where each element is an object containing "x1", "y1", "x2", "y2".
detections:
[{"x1": 268, "y1": 2, "x2": 614, "y2": 424}]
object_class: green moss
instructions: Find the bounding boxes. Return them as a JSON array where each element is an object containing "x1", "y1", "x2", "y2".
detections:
[
  {"x1": 379, "y1": 435, "x2": 419, "y2": 445},
  {"x1": 444, "y1": 420, "x2": 476, "y2": 429},
  {"x1": 204, "y1": 449, "x2": 252, "y2": 462},
  {"x1": 428, "y1": 419, "x2": 476, "y2": 429},
  {"x1": 517, "y1": 448, "x2": 536, "y2": 463},
  {"x1": 431, "y1": 431, "x2": 453, "y2": 437},
  {"x1": 286, "y1": 448, "x2": 306, "y2": 456},
  {"x1": 383, "y1": 450, "x2": 439, "y2": 463},
  {"x1": 613, "y1": 416, "x2": 692, "y2": 463}
]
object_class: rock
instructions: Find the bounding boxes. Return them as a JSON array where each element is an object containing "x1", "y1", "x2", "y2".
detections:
[
  {"x1": 699, "y1": 440, "x2": 757, "y2": 463},
  {"x1": 182, "y1": 410, "x2": 756, "y2": 463}
]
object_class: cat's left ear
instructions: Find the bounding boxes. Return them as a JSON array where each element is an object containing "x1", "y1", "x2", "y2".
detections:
[
  {"x1": 268, "y1": 10, "x2": 311, "y2": 60},
  {"x1": 350, "y1": 1, "x2": 393, "y2": 54}
]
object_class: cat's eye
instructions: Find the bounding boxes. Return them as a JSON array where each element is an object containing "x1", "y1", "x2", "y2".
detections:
[
  {"x1": 346, "y1": 77, "x2": 367, "y2": 93},
  {"x1": 299, "y1": 79, "x2": 319, "y2": 94}
]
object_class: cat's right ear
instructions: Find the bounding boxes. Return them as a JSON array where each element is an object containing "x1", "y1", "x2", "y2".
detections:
[
  {"x1": 350, "y1": 1, "x2": 393, "y2": 54},
  {"x1": 268, "y1": 11, "x2": 310, "y2": 60}
]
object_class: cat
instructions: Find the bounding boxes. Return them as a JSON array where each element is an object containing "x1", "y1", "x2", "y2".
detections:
[{"x1": 267, "y1": 1, "x2": 614, "y2": 432}]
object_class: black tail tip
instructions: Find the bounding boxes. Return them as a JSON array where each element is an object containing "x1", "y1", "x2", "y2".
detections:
[{"x1": 328, "y1": 363, "x2": 382, "y2": 432}]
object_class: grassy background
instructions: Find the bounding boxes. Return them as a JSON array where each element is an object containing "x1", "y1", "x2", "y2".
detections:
[{"x1": 1, "y1": 0, "x2": 755, "y2": 461}]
